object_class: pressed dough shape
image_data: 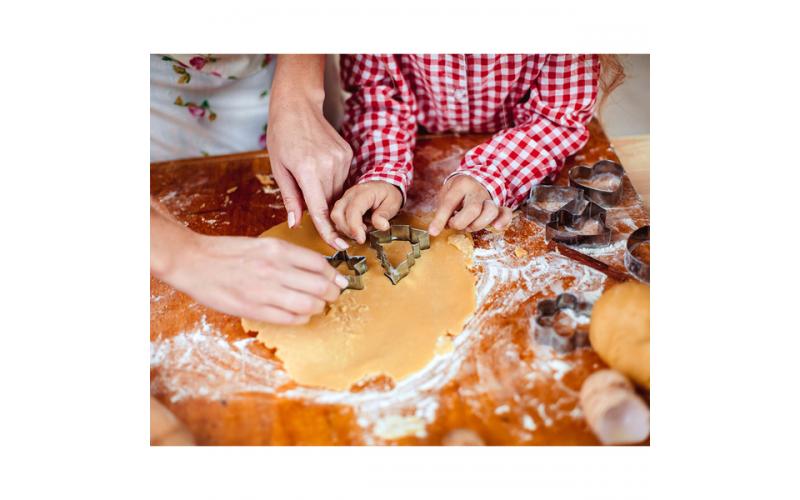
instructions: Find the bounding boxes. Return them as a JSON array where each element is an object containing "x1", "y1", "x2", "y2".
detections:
[{"x1": 241, "y1": 212, "x2": 477, "y2": 391}]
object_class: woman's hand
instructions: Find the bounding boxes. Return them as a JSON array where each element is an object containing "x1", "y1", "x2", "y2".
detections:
[
  {"x1": 331, "y1": 181, "x2": 403, "y2": 244},
  {"x1": 428, "y1": 175, "x2": 513, "y2": 236},
  {"x1": 151, "y1": 204, "x2": 347, "y2": 325},
  {"x1": 267, "y1": 55, "x2": 352, "y2": 251}
]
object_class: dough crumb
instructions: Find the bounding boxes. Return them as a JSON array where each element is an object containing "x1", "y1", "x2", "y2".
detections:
[
  {"x1": 374, "y1": 415, "x2": 427, "y2": 440},
  {"x1": 226, "y1": 186, "x2": 238, "y2": 194},
  {"x1": 447, "y1": 233, "x2": 474, "y2": 260},
  {"x1": 255, "y1": 173, "x2": 274, "y2": 186}
]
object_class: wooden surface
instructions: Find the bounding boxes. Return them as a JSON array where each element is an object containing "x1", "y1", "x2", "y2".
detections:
[
  {"x1": 610, "y1": 134, "x2": 650, "y2": 210},
  {"x1": 150, "y1": 119, "x2": 650, "y2": 445}
]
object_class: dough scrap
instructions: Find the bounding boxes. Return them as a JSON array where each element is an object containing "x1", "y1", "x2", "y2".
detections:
[{"x1": 241, "y1": 213, "x2": 476, "y2": 391}]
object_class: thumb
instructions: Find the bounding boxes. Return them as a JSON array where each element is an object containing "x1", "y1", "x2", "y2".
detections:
[
  {"x1": 271, "y1": 163, "x2": 303, "y2": 228},
  {"x1": 371, "y1": 187, "x2": 402, "y2": 231}
]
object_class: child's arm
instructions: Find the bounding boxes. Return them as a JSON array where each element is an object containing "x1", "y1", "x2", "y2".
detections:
[
  {"x1": 446, "y1": 54, "x2": 600, "y2": 210},
  {"x1": 332, "y1": 55, "x2": 417, "y2": 242}
]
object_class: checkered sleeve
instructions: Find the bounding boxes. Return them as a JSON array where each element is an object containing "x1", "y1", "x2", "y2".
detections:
[
  {"x1": 340, "y1": 55, "x2": 417, "y2": 202},
  {"x1": 449, "y1": 54, "x2": 600, "y2": 208}
]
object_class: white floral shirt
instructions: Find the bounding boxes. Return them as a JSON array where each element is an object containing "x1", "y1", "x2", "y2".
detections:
[{"x1": 150, "y1": 54, "x2": 275, "y2": 162}]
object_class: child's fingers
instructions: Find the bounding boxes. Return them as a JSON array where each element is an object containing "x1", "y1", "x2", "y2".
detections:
[
  {"x1": 465, "y1": 200, "x2": 500, "y2": 232},
  {"x1": 448, "y1": 198, "x2": 483, "y2": 230},
  {"x1": 492, "y1": 207, "x2": 513, "y2": 229},
  {"x1": 429, "y1": 188, "x2": 464, "y2": 236},
  {"x1": 344, "y1": 194, "x2": 373, "y2": 244},
  {"x1": 370, "y1": 190, "x2": 402, "y2": 231}
]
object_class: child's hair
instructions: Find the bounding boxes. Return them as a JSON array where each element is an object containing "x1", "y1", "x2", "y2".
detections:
[{"x1": 597, "y1": 55, "x2": 626, "y2": 109}]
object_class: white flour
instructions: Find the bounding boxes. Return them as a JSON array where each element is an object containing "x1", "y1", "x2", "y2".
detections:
[{"x1": 150, "y1": 215, "x2": 607, "y2": 442}]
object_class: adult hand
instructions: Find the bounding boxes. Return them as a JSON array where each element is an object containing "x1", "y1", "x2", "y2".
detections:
[
  {"x1": 164, "y1": 233, "x2": 348, "y2": 324},
  {"x1": 267, "y1": 55, "x2": 352, "y2": 251},
  {"x1": 151, "y1": 203, "x2": 348, "y2": 325},
  {"x1": 428, "y1": 175, "x2": 513, "y2": 236},
  {"x1": 331, "y1": 181, "x2": 403, "y2": 244}
]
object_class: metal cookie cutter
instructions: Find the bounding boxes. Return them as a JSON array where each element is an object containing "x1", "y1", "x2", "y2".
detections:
[
  {"x1": 624, "y1": 225, "x2": 650, "y2": 284},
  {"x1": 522, "y1": 185, "x2": 586, "y2": 225},
  {"x1": 545, "y1": 200, "x2": 612, "y2": 247},
  {"x1": 534, "y1": 293, "x2": 593, "y2": 353},
  {"x1": 326, "y1": 250, "x2": 367, "y2": 290},
  {"x1": 368, "y1": 225, "x2": 430, "y2": 285},
  {"x1": 569, "y1": 160, "x2": 625, "y2": 207}
]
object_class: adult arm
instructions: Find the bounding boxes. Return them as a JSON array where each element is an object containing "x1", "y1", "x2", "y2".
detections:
[
  {"x1": 267, "y1": 54, "x2": 352, "y2": 250},
  {"x1": 150, "y1": 198, "x2": 347, "y2": 324}
]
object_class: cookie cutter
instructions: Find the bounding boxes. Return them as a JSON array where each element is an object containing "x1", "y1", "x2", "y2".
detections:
[
  {"x1": 368, "y1": 225, "x2": 431, "y2": 285},
  {"x1": 533, "y1": 293, "x2": 593, "y2": 353},
  {"x1": 624, "y1": 225, "x2": 650, "y2": 284},
  {"x1": 522, "y1": 185, "x2": 586, "y2": 225},
  {"x1": 544, "y1": 199, "x2": 612, "y2": 247},
  {"x1": 326, "y1": 250, "x2": 367, "y2": 290},
  {"x1": 569, "y1": 160, "x2": 625, "y2": 207},
  {"x1": 521, "y1": 184, "x2": 612, "y2": 247}
]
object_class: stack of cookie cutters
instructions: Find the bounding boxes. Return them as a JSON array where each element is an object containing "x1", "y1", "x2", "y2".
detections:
[
  {"x1": 533, "y1": 293, "x2": 593, "y2": 353},
  {"x1": 522, "y1": 185, "x2": 612, "y2": 246},
  {"x1": 568, "y1": 160, "x2": 625, "y2": 208},
  {"x1": 326, "y1": 250, "x2": 368, "y2": 290},
  {"x1": 368, "y1": 224, "x2": 431, "y2": 285},
  {"x1": 624, "y1": 225, "x2": 650, "y2": 283}
]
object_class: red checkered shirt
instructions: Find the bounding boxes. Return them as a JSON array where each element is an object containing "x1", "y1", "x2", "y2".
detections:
[{"x1": 340, "y1": 54, "x2": 600, "y2": 208}]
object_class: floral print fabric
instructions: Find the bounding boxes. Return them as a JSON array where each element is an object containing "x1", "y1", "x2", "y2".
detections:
[{"x1": 150, "y1": 54, "x2": 275, "y2": 162}]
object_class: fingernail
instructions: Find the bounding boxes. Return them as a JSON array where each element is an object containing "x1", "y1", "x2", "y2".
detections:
[
  {"x1": 287, "y1": 212, "x2": 296, "y2": 228},
  {"x1": 335, "y1": 238, "x2": 349, "y2": 250},
  {"x1": 335, "y1": 274, "x2": 349, "y2": 289}
]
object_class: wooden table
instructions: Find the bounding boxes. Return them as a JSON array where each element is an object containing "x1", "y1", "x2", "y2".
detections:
[{"x1": 150, "y1": 120, "x2": 649, "y2": 445}]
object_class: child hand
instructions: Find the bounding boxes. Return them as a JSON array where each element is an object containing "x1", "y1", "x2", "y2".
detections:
[
  {"x1": 428, "y1": 175, "x2": 512, "y2": 236},
  {"x1": 331, "y1": 181, "x2": 403, "y2": 243}
]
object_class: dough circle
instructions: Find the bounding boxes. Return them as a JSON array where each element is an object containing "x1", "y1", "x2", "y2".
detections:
[
  {"x1": 589, "y1": 281, "x2": 650, "y2": 388},
  {"x1": 241, "y1": 213, "x2": 476, "y2": 391}
]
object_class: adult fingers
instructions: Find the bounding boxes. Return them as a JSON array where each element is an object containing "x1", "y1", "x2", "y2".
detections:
[
  {"x1": 330, "y1": 194, "x2": 350, "y2": 237},
  {"x1": 448, "y1": 197, "x2": 484, "y2": 231},
  {"x1": 370, "y1": 189, "x2": 402, "y2": 231},
  {"x1": 344, "y1": 193, "x2": 374, "y2": 244},
  {"x1": 276, "y1": 267, "x2": 343, "y2": 303},
  {"x1": 332, "y1": 141, "x2": 353, "y2": 201},
  {"x1": 243, "y1": 303, "x2": 310, "y2": 325},
  {"x1": 296, "y1": 173, "x2": 348, "y2": 250},
  {"x1": 492, "y1": 207, "x2": 513, "y2": 230},
  {"x1": 266, "y1": 239, "x2": 338, "y2": 282},
  {"x1": 465, "y1": 200, "x2": 500, "y2": 232},
  {"x1": 271, "y1": 162, "x2": 303, "y2": 228},
  {"x1": 264, "y1": 286, "x2": 326, "y2": 316},
  {"x1": 429, "y1": 187, "x2": 464, "y2": 236}
]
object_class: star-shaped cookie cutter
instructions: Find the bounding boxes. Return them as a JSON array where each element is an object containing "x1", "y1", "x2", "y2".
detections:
[
  {"x1": 534, "y1": 293, "x2": 593, "y2": 353},
  {"x1": 367, "y1": 225, "x2": 431, "y2": 285},
  {"x1": 326, "y1": 250, "x2": 367, "y2": 290}
]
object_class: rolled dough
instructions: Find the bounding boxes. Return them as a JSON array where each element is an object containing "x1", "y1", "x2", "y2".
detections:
[{"x1": 241, "y1": 213, "x2": 476, "y2": 391}]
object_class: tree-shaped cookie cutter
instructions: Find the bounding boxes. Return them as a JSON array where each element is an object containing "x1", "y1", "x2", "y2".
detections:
[
  {"x1": 326, "y1": 250, "x2": 367, "y2": 290},
  {"x1": 368, "y1": 225, "x2": 431, "y2": 285},
  {"x1": 624, "y1": 225, "x2": 650, "y2": 284},
  {"x1": 568, "y1": 160, "x2": 625, "y2": 207},
  {"x1": 534, "y1": 293, "x2": 593, "y2": 353}
]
